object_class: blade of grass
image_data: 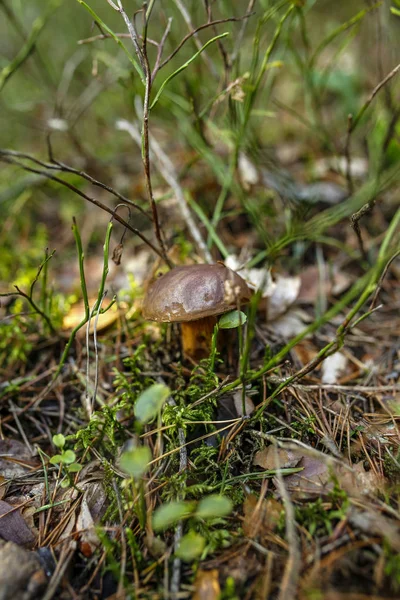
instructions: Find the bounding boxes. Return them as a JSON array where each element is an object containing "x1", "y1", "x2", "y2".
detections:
[
  {"x1": 150, "y1": 32, "x2": 229, "y2": 110},
  {"x1": 76, "y1": 0, "x2": 143, "y2": 80}
]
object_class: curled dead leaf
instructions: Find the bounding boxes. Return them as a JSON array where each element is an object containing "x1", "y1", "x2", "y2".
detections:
[
  {"x1": 193, "y1": 569, "x2": 221, "y2": 600},
  {"x1": 62, "y1": 297, "x2": 125, "y2": 334}
]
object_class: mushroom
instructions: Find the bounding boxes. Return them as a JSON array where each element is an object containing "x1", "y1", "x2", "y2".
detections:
[{"x1": 142, "y1": 263, "x2": 252, "y2": 360}]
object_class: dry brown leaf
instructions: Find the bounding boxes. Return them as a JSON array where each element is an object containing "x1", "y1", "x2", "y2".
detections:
[
  {"x1": 242, "y1": 494, "x2": 282, "y2": 539},
  {"x1": 253, "y1": 446, "x2": 301, "y2": 471},
  {"x1": 292, "y1": 340, "x2": 318, "y2": 367},
  {"x1": 298, "y1": 265, "x2": 351, "y2": 303},
  {"x1": 62, "y1": 297, "x2": 123, "y2": 334},
  {"x1": 0, "y1": 500, "x2": 36, "y2": 547},
  {"x1": 281, "y1": 455, "x2": 333, "y2": 499},
  {"x1": 193, "y1": 569, "x2": 221, "y2": 600},
  {"x1": 233, "y1": 392, "x2": 255, "y2": 417},
  {"x1": 337, "y1": 461, "x2": 384, "y2": 497},
  {"x1": 76, "y1": 494, "x2": 99, "y2": 557}
]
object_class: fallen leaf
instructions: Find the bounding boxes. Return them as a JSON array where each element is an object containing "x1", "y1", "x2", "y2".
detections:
[
  {"x1": 76, "y1": 494, "x2": 99, "y2": 557},
  {"x1": 267, "y1": 309, "x2": 307, "y2": 338},
  {"x1": 62, "y1": 297, "x2": 122, "y2": 334},
  {"x1": 253, "y1": 447, "x2": 300, "y2": 471},
  {"x1": 337, "y1": 461, "x2": 384, "y2": 497},
  {"x1": 313, "y1": 156, "x2": 368, "y2": 181},
  {"x1": 233, "y1": 392, "x2": 255, "y2": 417},
  {"x1": 280, "y1": 454, "x2": 333, "y2": 499},
  {"x1": 0, "y1": 500, "x2": 36, "y2": 547},
  {"x1": 0, "y1": 476, "x2": 6, "y2": 501},
  {"x1": 225, "y1": 255, "x2": 275, "y2": 298},
  {"x1": 193, "y1": 569, "x2": 221, "y2": 600},
  {"x1": 266, "y1": 275, "x2": 301, "y2": 320},
  {"x1": 298, "y1": 265, "x2": 351, "y2": 303},
  {"x1": 321, "y1": 352, "x2": 348, "y2": 384}
]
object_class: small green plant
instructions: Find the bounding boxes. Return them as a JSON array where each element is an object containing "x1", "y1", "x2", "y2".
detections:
[
  {"x1": 50, "y1": 433, "x2": 82, "y2": 488},
  {"x1": 152, "y1": 494, "x2": 233, "y2": 561}
]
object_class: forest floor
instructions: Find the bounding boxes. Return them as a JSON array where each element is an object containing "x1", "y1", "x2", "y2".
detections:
[{"x1": 0, "y1": 1, "x2": 400, "y2": 599}]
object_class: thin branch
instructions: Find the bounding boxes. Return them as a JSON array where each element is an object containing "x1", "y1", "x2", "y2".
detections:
[
  {"x1": 351, "y1": 61, "x2": 400, "y2": 131},
  {"x1": 172, "y1": 0, "x2": 217, "y2": 77},
  {"x1": 0, "y1": 154, "x2": 164, "y2": 260},
  {"x1": 158, "y1": 14, "x2": 254, "y2": 72},
  {"x1": 112, "y1": 0, "x2": 146, "y2": 73},
  {"x1": 1, "y1": 146, "x2": 151, "y2": 221},
  {"x1": 111, "y1": 0, "x2": 172, "y2": 267},
  {"x1": 78, "y1": 32, "x2": 159, "y2": 46},
  {"x1": 151, "y1": 17, "x2": 173, "y2": 82}
]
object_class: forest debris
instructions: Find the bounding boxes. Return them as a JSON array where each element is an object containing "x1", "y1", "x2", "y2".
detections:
[
  {"x1": 0, "y1": 500, "x2": 36, "y2": 547},
  {"x1": 242, "y1": 494, "x2": 282, "y2": 539},
  {"x1": 253, "y1": 447, "x2": 300, "y2": 471},
  {"x1": 76, "y1": 494, "x2": 99, "y2": 557},
  {"x1": 298, "y1": 265, "x2": 351, "y2": 302},
  {"x1": 193, "y1": 569, "x2": 221, "y2": 600},
  {"x1": 267, "y1": 310, "x2": 307, "y2": 338},
  {"x1": 233, "y1": 392, "x2": 255, "y2": 416},
  {"x1": 347, "y1": 507, "x2": 400, "y2": 552},
  {"x1": 338, "y1": 462, "x2": 384, "y2": 497},
  {"x1": 313, "y1": 156, "x2": 369, "y2": 180},
  {"x1": 0, "y1": 439, "x2": 38, "y2": 480},
  {"x1": 267, "y1": 275, "x2": 301, "y2": 320},
  {"x1": 321, "y1": 352, "x2": 348, "y2": 384},
  {"x1": 279, "y1": 455, "x2": 333, "y2": 499},
  {"x1": 62, "y1": 297, "x2": 122, "y2": 334},
  {"x1": 0, "y1": 540, "x2": 47, "y2": 600},
  {"x1": 225, "y1": 255, "x2": 275, "y2": 298},
  {"x1": 238, "y1": 153, "x2": 259, "y2": 189}
]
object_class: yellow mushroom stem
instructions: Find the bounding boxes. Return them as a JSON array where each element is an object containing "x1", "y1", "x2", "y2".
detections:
[{"x1": 180, "y1": 316, "x2": 217, "y2": 360}]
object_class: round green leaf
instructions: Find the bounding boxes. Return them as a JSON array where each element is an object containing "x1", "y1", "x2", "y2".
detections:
[
  {"x1": 135, "y1": 384, "x2": 170, "y2": 424},
  {"x1": 152, "y1": 501, "x2": 195, "y2": 532},
  {"x1": 120, "y1": 446, "x2": 151, "y2": 479},
  {"x1": 53, "y1": 433, "x2": 65, "y2": 449},
  {"x1": 49, "y1": 454, "x2": 63, "y2": 465},
  {"x1": 67, "y1": 463, "x2": 82, "y2": 473},
  {"x1": 61, "y1": 450, "x2": 76, "y2": 464},
  {"x1": 195, "y1": 494, "x2": 233, "y2": 520},
  {"x1": 175, "y1": 531, "x2": 205, "y2": 561},
  {"x1": 218, "y1": 310, "x2": 247, "y2": 329}
]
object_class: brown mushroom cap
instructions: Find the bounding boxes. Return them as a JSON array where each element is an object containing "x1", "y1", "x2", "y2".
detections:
[{"x1": 142, "y1": 263, "x2": 252, "y2": 323}]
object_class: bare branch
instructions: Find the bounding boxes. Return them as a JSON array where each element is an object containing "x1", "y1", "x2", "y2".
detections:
[
  {"x1": 0, "y1": 153, "x2": 164, "y2": 260},
  {"x1": 151, "y1": 17, "x2": 173, "y2": 82},
  {"x1": 351, "y1": 61, "x2": 400, "y2": 131},
  {"x1": 112, "y1": 0, "x2": 146, "y2": 73},
  {"x1": 159, "y1": 13, "x2": 254, "y2": 72}
]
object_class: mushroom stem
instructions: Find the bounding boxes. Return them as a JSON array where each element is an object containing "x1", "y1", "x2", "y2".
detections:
[{"x1": 181, "y1": 316, "x2": 217, "y2": 360}]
